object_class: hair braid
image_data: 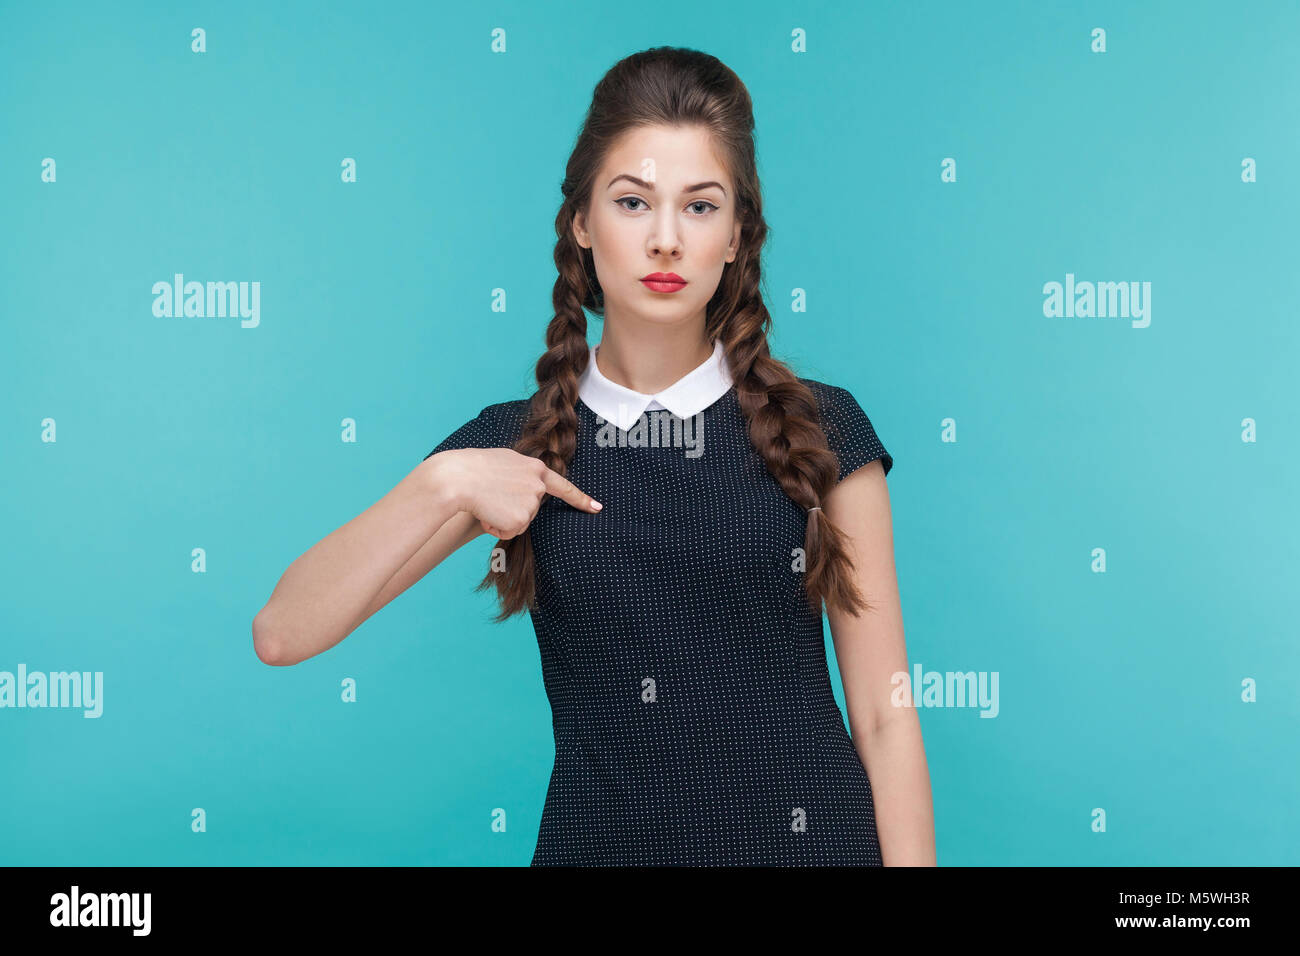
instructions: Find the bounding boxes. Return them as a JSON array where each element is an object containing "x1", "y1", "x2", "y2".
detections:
[
  {"x1": 719, "y1": 244, "x2": 871, "y2": 618},
  {"x1": 473, "y1": 206, "x2": 593, "y2": 621}
]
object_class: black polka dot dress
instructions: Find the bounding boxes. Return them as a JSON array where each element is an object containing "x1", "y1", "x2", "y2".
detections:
[{"x1": 423, "y1": 378, "x2": 894, "y2": 866}]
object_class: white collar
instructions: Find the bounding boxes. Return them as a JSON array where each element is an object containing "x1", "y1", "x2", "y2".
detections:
[{"x1": 578, "y1": 337, "x2": 733, "y2": 430}]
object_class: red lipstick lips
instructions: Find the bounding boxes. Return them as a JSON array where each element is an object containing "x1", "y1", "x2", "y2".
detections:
[{"x1": 641, "y1": 272, "x2": 688, "y2": 293}]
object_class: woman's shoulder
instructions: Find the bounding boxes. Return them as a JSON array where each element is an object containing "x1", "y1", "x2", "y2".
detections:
[
  {"x1": 494, "y1": 398, "x2": 537, "y2": 443},
  {"x1": 477, "y1": 396, "x2": 532, "y2": 426},
  {"x1": 795, "y1": 376, "x2": 858, "y2": 412},
  {"x1": 423, "y1": 395, "x2": 532, "y2": 461},
  {"x1": 796, "y1": 376, "x2": 836, "y2": 394},
  {"x1": 794, "y1": 377, "x2": 893, "y2": 479}
]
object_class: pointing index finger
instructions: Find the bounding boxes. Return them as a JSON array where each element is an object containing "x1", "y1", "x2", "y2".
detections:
[{"x1": 541, "y1": 466, "x2": 603, "y2": 512}]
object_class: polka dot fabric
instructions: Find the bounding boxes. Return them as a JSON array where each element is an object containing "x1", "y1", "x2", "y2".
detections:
[{"x1": 423, "y1": 378, "x2": 893, "y2": 866}]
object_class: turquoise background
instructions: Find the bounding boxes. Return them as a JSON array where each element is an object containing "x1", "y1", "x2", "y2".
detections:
[{"x1": 1, "y1": 0, "x2": 1296, "y2": 865}]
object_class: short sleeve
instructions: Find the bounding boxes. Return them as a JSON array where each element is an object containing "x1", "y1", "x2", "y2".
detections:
[
  {"x1": 811, "y1": 382, "x2": 893, "y2": 482},
  {"x1": 421, "y1": 399, "x2": 528, "y2": 462}
]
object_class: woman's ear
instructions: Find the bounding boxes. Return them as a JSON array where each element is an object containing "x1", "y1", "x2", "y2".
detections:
[
  {"x1": 725, "y1": 219, "x2": 741, "y2": 262},
  {"x1": 573, "y1": 210, "x2": 591, "y2": 249}
]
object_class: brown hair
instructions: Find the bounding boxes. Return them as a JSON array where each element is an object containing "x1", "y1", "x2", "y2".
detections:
[{"x1": 476, "y1": 46, "x2": 873, "y2": 622}]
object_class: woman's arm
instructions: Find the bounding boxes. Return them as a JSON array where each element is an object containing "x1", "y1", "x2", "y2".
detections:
[
  {"x1": 251, "y1": 454, "x2": 484, "y2": 667},
  {"x1": 824, "y1": 458, "x2": 937, "y2": 866}
]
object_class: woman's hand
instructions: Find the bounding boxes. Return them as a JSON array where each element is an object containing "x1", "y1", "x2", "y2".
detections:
[{"x1": 429, "y1": 448, "x2": 602, "y2": 539}]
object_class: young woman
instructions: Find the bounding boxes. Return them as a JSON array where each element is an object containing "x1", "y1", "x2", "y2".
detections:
[{"x1": 254, "y1": 46, "x2": 935, "y2": 867}]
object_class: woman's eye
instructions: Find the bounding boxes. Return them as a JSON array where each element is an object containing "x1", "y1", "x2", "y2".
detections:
[{"x1": 615, "y1": 197, "x2": 719, "y2": 215}]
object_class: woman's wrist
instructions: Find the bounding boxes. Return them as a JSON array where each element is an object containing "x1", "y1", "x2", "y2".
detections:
[{"x1": 420, "y1": 450, "x2": 470, "y2": 513}]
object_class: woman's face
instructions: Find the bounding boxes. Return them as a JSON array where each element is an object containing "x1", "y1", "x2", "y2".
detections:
[{"x1": 573, "y1": 124, "x2": 742, "y2": 328}]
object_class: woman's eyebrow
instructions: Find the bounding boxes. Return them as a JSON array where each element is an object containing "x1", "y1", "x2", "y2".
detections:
[{"x1": 607, "y1": 173, "x2": 727, "y2": 196}]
